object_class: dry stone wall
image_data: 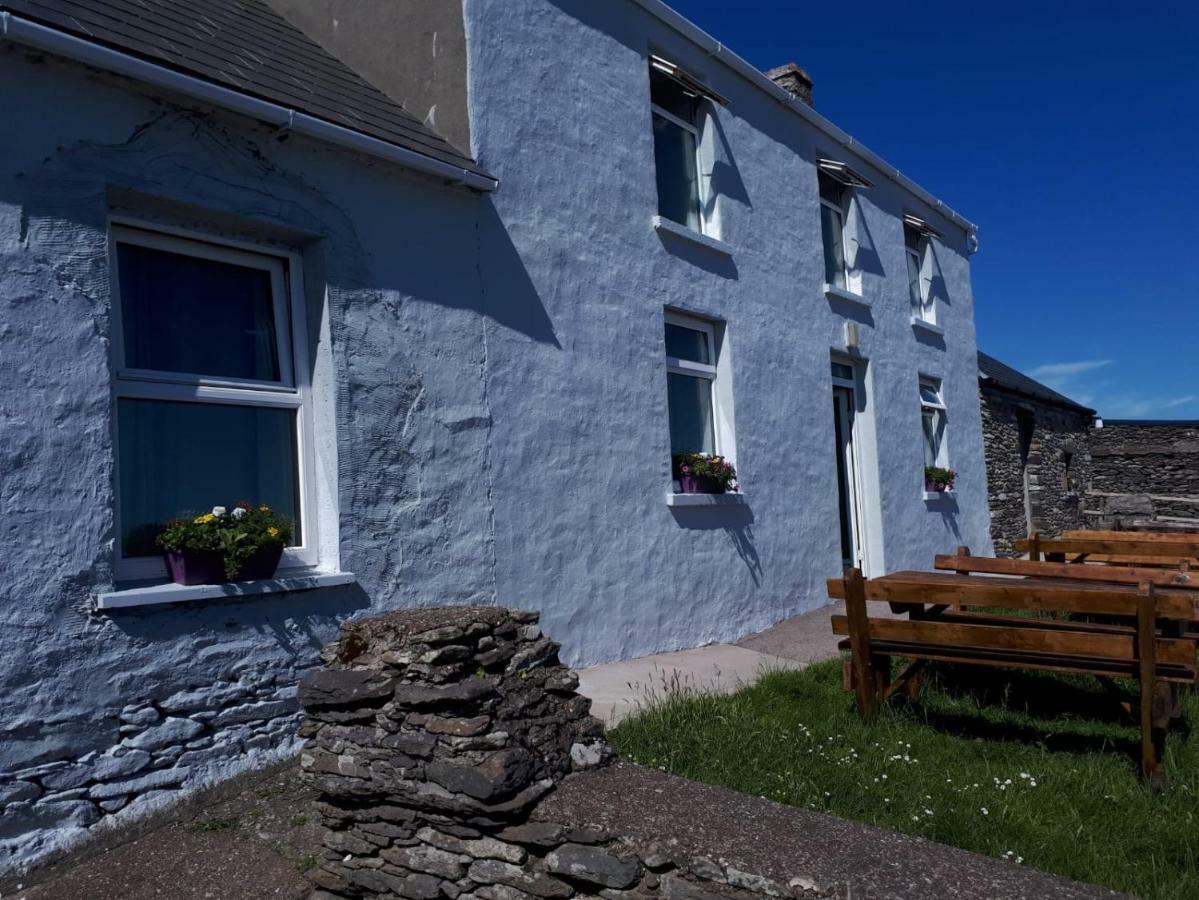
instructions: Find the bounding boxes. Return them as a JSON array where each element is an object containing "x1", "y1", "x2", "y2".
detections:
[
  {"x1": 0, "y1": 662, "x2": 302, "y2": 862},
  {"x1": 299, "y1": 607, "x2": 834, "y2": 900}
]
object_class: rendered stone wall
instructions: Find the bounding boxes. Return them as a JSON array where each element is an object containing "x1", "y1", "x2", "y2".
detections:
[
  {"x1": 979, "y1": 388, "x2": 1092, "y2": 556},
  {"x1": 1088, "y1": 422, "x2": 1199, "y2": 527},
  {"x1": 299, "y1": 608, "x2": 832, "y2": 900}
]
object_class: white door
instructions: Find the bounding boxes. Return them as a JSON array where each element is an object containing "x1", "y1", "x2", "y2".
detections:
[{"x1": 832, "y1": 364, "x2": 866, "y2": 572}]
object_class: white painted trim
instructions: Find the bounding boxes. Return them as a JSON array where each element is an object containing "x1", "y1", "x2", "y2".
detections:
[
  {"x1": 0, "y1": 12, "x2": 497, "y2": 193},
  {"x1": 824, "y1": 284, "x2": 870, "y2": 309},
  {"x1": 108, "y1": 220, "x2": 321, "y2": 580},
  {"x1": 625, "y1": 0, "x2": 977, "y2": 238},
  {"x1": 666, "y1": 492, "x2": 747, "y2": 507},
  {"x1": 910, "y1": 317, "x2": 945, "y2": 337},
  {"x1": 923, "y1": 490, "x2": 956, "y2": 502},
  {"x1": 650, "y1": 103, "x2": 698, "y2": 136},
  {"x1": 95, "y1": 570, "x2": 355, "y2": 610},
  {"x1": 653, "y1": 215, "x2": 733, "y2": 256}
]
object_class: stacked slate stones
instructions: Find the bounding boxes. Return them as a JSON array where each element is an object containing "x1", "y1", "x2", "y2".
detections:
[{"x1": 299, "y1": 607, "x2": 621, "y2": 899}]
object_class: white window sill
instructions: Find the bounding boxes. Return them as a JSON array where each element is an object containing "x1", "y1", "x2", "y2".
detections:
[
  {"x1": 666, "y1": 492, "x2": 748, "y2": 508},
  {"x1": 652, "y1": 216, "x2": 733, "y2": 257},
  {"x1": 910, "y1": 316, "x2": 945, "y2": 336},
  {"x1": 824, "y1": 284, "x2": 870, "y2": 309},
  {"x1": 95, "y1": 570, "x2": 356, "y2": 611},
  {"x1": 923, "y1": 490, "x2": 956, "y2": 502}
]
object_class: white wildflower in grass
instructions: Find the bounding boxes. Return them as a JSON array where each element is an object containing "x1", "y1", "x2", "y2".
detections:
[
  {"x1": 212, "y1": 506, "x2": 227, "y2": 516},
  {"x1": 981, "y1": 807, "x2": 989, "y2": 816}
]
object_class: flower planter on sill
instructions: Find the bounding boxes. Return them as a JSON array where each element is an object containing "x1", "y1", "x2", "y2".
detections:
[
  {"x1": 678, "y1": 474, "x2": 727, "y2": 495},
  {"x1": 165, "y1": 545, "x2": 284, "y2": 586},
  {"x1": 924, "y1": 480, "x2": 953, "y2": 493}
]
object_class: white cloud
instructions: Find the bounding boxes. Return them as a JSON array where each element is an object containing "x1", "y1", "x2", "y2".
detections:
[
  {"x1": 1028, "y1": 360, "x2": 1112, "y2": 380},
  {"x1": 1099, "y1": 394, "x2": 1199, "y2": 418}
]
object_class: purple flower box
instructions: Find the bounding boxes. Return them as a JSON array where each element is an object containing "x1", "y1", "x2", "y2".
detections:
[
  {"x1": 164, "y1": 545, "x2": 284, "y2": 586},
  {"x1": 165, "y1": 551, "x2": 226, "y2": 586},
  {"x1": 236, "y1": 545, "x2": 284, "y2": 581},
  {"x1": 679, "y1": 474, "x2": 726, "y2": 495}
]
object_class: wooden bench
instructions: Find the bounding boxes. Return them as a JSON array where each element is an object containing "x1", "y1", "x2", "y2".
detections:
[
  {"x1": 935, "y1": 546, "x2": 1199, "y2": 590},
  {"x1": 828, "y1": 568, "x2": 1198, "y2": 782},
  {"x1": 1015, "y1": 532, "x2": 1199, "y2": 570}
]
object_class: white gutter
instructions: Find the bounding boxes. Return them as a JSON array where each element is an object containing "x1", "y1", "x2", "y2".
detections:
[
  {"x1": 0, "y1": 11, "x2": 498, "y2": 193},
  {"x1": 629, "y1": 0, "x2": 979, "y2": 243}
]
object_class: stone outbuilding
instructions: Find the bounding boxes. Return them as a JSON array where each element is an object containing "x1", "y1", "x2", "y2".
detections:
[{"x1": 978, "y1": 353, "x2": 1095, "y2": 556}]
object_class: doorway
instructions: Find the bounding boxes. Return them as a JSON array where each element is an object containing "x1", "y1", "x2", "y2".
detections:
[{"x1": 831, "y1": 361, "x2": 866, "y2": 572}]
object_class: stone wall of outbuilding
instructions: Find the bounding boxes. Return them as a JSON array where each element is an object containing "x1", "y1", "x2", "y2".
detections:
[
  {"x1": 979, "y1": 387, "x2": 1093, "y2": 556},
  {"x1": 1088, "y1": 422, "x2": 1199, "y2": 528}
]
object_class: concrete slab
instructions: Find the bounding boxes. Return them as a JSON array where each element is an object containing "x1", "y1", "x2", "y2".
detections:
[{"x1": 576, "y1": 643, "x2": 799, "y2": 725}]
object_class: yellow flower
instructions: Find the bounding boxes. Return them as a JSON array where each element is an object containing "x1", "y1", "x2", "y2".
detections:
[
  {"x1": 259, "y1": 505, "x2": 270, "y2": 512},
  {"x1": 267, "y1": 526, "x2": 279, "y2": 538},
  {"x1": 193, "y1": 513, "x2": 215, "y2": 524}
]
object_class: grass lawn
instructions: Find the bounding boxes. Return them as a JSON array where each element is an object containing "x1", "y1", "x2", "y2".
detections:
[{"x1": 609, "y1": 659, "x2": 1199, "y2": 900}]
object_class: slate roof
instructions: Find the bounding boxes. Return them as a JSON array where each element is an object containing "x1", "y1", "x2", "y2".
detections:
[
  {"x1": 0, "y1": 0, "x2": 491, "y2": 180},
  {"x1": 978, "y1": 351, "x2": 1095, "y2": 415}
]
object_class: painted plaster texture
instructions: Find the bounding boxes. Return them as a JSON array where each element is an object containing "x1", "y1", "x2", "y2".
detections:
[
  {"x1": 0, "y1": 46, "x2": 502, "y2": 873},
  {"x1": 463, "y1": 0, "x2": 993, "y2": 665}
]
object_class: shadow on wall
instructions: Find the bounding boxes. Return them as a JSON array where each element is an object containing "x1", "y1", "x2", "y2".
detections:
[
  {"x1": 669, "y1": 506, "x2": 762, "y2": 586},
  {"x1": 655, "y1": 228, "x2": 739, "y2": 279},
  {"x1": 848, "y1": 196, "x2": 884, "y2": 278},
  {"x1": 103, "y1": 581, "x2": 371, "y2": 652},
  {"x1": 705, "y1": 112, "x2": 751, "y2": 210}
]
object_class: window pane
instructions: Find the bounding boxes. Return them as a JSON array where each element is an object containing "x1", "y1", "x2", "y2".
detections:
[
  {"x1": 118, "y1": 241, "x2": 282, "y2": 381},
  {"x1": 667, "y1": 372, "x2": 715, "y2": 455},
  {"x1": 904, "y1": 225, "x2": 922, "y2": 252},
  {"x1": 650, "y1": 69, "x2": 696, "y2": 122},
  {"x1": 819, "y1": 173, "x2": 844, "y2": 206},
  {"x1": 831, "y1": 362, "x2": 854, "y2": 381},
  {"x1": 665, "y1": 323, "x2": 711, "y2": 364},
  {"x1": 821, "y1": 204, "x2": 846, "y2": 288},
  {"x1": 118, "y1": 399, "x2": 300, "y2": 557},
  {"x1": 919, "y1": 382, "x2": 942, "y2": 405},
  {"x1": 922, "y1": 408, "x2": 945, "y2": 468},
  {"x1": 653, "y1": 114, "x2": 701, "y2": 231},
  {"x1": 907, "y1": 248, "x2": 924, "y2": 312}
]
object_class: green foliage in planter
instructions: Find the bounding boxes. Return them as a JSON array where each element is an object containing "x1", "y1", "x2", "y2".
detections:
[
  {"x1": 156, "y1": 503, "x2": 294, "y2": 579},
  {"x1": 925, "y1": 466, "x2": 957, "y2": 488},
  {"x1": 672, "y1": 452, "x2": 739, "y2": 491}
]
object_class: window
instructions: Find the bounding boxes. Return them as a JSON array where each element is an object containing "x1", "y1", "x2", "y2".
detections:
[
  {"x1": 919, "y1": 377, "x2": 948, "y2": 469},
  {"x1": 109, "y1": 224, "x2": 316, "y2": 580},
  {"x1": 819, "y1": 174, "x2": 849, "y2": 289},
  {"x1": 664, "y1": 313, "x2": 719, "y2": 456},
  {"x1": 904, "y1": 214, "x2": 940, "y2": 324},
  {"x1": 651, "y1": 65, "x2": 703, "y2": 232}
]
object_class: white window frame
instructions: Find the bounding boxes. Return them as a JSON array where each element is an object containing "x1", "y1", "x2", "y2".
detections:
[
  {"x1": 820, "y1": 186, "x2": 851, "y2": 290},
  {"x1": 664, "y1": 310, "x2": 728, "y2": 459},
  {"x1": 905, "y1": 228, "x2": 935, "y2": 324},
  {"x1": 650, "y1": 61, "x2": 710, "y2": 237},
  {"x1": 108, "y1": 218, "x2": 319, "y2": 582},
  {"x1": 919, "y1": 375, "x2": 949, "y2": 469}
]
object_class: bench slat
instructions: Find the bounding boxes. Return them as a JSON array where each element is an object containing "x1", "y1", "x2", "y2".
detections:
[
  {"x1": 1015, "y1": 536, "x2": 1199, "y2": 557},
  {"x1": 934, "y1": 555, "x2": 1199, "y2": 589},
  {"x1": 826, "y1": 573, "x2": 1198, "y2": 619},
  {"x1": 833, "y1": 637, "x2": 1197, "y2": 684},
  {"x1": 830, "y1": 615, "x2": 1195, "y2": 666},
  {"x1": 1063, "y1": 529, "x2": 1199, "y2": 543}
]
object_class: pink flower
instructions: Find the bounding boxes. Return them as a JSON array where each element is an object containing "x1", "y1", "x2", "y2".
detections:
[{"x1": 681, "y1": 466, "x2": 691, "y2": 474}]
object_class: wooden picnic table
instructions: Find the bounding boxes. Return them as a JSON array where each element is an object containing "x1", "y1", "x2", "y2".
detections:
[{"x1": 829, "y1": 567, "x2": 1198, "y2": 782}]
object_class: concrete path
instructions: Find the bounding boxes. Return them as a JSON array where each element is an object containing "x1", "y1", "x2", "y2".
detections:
[{"x1": 577, "y1": 600, "x2": 858, "y2": 725}]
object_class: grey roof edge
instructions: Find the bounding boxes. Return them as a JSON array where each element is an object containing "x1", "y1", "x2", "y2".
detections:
[
  {"x1": 978, "y1": 351, "x2": 1096, "y2": 415},
  {"x1": 630, "y1": 0, "x2": 978, "y2": 241},
  {"x1": 0, "y1": 9, "x2": 498, "y2": 193}
]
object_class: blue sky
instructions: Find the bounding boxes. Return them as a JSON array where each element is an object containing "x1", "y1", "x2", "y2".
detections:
[{"x1": 664, "y1": 0, "x2": 1198, "y2": 420}]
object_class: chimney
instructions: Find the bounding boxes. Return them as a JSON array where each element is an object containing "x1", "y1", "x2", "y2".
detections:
[{"x1": 766, "y1": 62, "x2": 813, "y2": 106}]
